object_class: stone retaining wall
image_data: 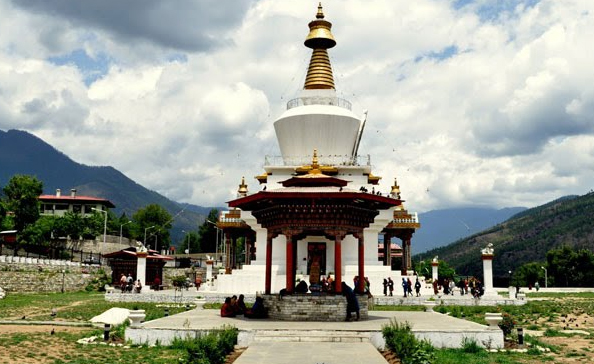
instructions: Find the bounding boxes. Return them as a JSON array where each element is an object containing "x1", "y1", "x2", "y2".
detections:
[
  {"x1": 262, "y1": 294, "x2": 369, "y2": 321},
  {"x1": 0, "y1": 259, "x2": 111, "y2": 293},
  {"x1": 104, "y1": 291, "x2": 198, "y2": 304}
]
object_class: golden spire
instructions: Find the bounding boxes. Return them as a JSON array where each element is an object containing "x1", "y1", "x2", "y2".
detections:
[
  {"x1": 304, "y1": 3, "x2": 336, "y2": 90},
  {"x1": 311, "y1": 149, "x2": 320, "y2": 171},
  {"x1": 390, "y1": 178, "x2": 401, "y2": 199},
  {"x1": 237, "y1": 176, "x2": 248, "y2": 197}
]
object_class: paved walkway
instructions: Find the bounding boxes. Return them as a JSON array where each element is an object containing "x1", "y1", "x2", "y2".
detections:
[{"x1": 233, "y1": 342, "x2": 388, "y2": 364}]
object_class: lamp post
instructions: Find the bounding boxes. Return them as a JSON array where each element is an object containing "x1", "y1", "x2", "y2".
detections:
[
  {"x1": 92, "y1": 208, "x2": 107, "y2": 258},
  {"x1": 61, "y1": 269, "x2": 66, "y2": 293},
  {"x1": 206, "y1": 220, "x2": 220, "y2": 262},
  {"x1": 541, "y1": 266, "x2": 548, "y2": 288},
  {"x1": 182, "y1": 230, "x2": 190, "y2": 254},
  {"x1": 144, "y1": 226, "x2": 155, "y2": 250},
  {"x1": 119, "y1": 221, "x2": 133, "y2": 245}
]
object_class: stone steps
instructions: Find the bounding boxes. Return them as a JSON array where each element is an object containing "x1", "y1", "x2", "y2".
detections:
[{"x1": 251, "y1": 329, "x2": 371, "y2": 343}]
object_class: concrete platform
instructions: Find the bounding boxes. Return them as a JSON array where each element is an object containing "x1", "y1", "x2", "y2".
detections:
[
  {"x1": 232, "y1": 342, "x2": 389, "y2": 364},
  {"x1": 126, "y1": 307, "x2": 503, "y2": 350}
]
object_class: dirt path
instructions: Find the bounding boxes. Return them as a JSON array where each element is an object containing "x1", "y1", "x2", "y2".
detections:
[{"x1": 0, "y1": 324, "x2": 90, "y2": 334}]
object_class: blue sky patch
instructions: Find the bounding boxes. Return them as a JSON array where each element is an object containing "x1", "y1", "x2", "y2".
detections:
[
  {"x1": 48, "y1": 49, "x2": 111, "y2": 86},
  {"x1": 415, "y1": 45, "x2": 459, "y2": 63},
  {"x1": 453, "y1": 0, "x2": 541, "y2": 21}
]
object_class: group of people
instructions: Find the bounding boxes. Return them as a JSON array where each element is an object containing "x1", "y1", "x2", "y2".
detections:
[
  {"x1": 381, "y1": 277, "x2": 422, "y2": 297},
  {"x1": 118, "y1": 273, "x2": 142, "y2": 293},
  {"x1": 220, "y1": 294, "x2": 268, "y2": 319},
  {"x1": 319, "y1": 274, "x2": 334, "y2": 293},
  {"x1": 353, "y1": 276, "x2": 372, "y2": 296},
  {"x1": 429, "y1": 277, "x2": 485, "y2": 298}
]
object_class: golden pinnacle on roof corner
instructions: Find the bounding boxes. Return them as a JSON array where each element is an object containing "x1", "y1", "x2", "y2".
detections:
[
  {"x1": 391, "y1": 178, "x2": 401, "y2": 199},
  {"x1": 303, "y1": 3, "x2": 336, "y2": 90},
  {"x1": 238, "y1": 176, "x2": 248, "y2": 197}
]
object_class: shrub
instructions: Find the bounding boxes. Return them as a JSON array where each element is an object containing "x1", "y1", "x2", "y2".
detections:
[
  {"x1": 498, "y1": 313, "x2": 516, "y2": 337},
  {"x1": 85, "y1": 268, "x2": 111, "y2": 292},
  {"x1": 172, "y1": 326, "x2": 238, "y2": 364},
  {"x1": 461, "y1": 337, "x2": 482, "y2": 353},
  {"x1": 172, "y1": 275, "x2": 187, "y2": 288},
  {"x1": 382, "y1": 319, "x2": 434, "y2": 364}
]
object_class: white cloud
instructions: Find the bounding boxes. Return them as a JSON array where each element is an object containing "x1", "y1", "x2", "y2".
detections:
[{"x1": 1, "y1": 0, "x2": 593, "y2": 213}]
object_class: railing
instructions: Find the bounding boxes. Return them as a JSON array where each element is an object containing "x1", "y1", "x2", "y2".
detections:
[
  {"x1": 219, "y1": 217, "x2": 244, "y2": 224},
  {"x1": 393, "y1": 213, "x2": 420, "y2": 224},
  {"x1": 264, "y1": 154, "x2": 371, "y2": 167},
  {"x1": 0, "y1": 244, "x2": 103, "y2": 264},
  {"x1": 286, "y1": 96, "x2": 352, "y2": 111}
]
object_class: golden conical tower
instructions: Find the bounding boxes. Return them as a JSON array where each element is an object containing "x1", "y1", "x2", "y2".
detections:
[
  {"x1": 390, "y1": 178, "x2": 402, "y2": 200},
  {"x1": 303, "y1": 3, "x2": 336, "y2": 90},
  {"x1": 237, "y1": 176, "x2": 248, "y2": 197}
]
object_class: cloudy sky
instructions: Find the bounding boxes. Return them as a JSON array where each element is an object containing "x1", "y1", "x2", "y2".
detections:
[{"x1": 1, "y1": 0, "x2": 593, "y2": 213}]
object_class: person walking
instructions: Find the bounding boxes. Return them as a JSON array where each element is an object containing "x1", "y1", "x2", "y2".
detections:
[
  {"x1": 382, "y1": 278, "x2": 388, "y2": 296},
  {"x1": 402, "y1": 278, "x2": 408, "y2": 298},
  {"x1": 387, "y1": 277, "x2": 394, "y2": 296},
  {"x1": 414, "y1": 278, "x2": 421, "y2": 297},
  {"x1": 406, "y1": 278, "x2": 412, "y2": 297}
]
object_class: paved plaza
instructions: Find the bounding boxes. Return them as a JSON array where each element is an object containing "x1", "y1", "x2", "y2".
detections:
[{"x1": 126, "y1": 298, "x2": 503, "y2": 363}]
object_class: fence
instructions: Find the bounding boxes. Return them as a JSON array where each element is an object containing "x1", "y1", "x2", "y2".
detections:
[{"x1": 0, "y1": 243, "x2": 103, "y2": 265}]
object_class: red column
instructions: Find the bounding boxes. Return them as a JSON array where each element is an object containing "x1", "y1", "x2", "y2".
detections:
[
  {"x1": 384, "y1": 234, "x2": 392, "y2": 268},
  {"x1": 400, "y1": 232, "x2": 412, "y2": 275},
  {"x1": 405, "y1": 238, "x2": 412, "y2": 272},
  {"x1": 357, "y1": 232, "x2": 365, "y2": 293},
  {"x1": 334, "y1": 234, "x2": 342, "y2": 293},
  {"x1": 265, "y1": 232, "x2": 273, "y2": 294},
  {"x1": 286, "y1": 233, "x2": 295, "y2": 293}
]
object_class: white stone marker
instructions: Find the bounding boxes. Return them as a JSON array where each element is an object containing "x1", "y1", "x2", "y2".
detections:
[
  {"x1": 431, "y1": 256, "x2": 439, "y2": 281},
  {"x1": 481, "y1": 243, "x2": 495, "y2": 296},
  {"x1": 136, "y1": 251, "x2": 147, "y2": 287},
  {"x1": 206, "y1": 260, "x2": 214, "y2": 281}
]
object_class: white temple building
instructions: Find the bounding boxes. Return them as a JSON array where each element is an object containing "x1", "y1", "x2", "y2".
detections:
[{"x1": 212, "y1": 4, "x2": 420, "y2": 297}]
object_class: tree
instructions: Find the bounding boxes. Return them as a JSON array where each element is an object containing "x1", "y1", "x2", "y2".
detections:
[
  {"x1": 132, "y1": 204, "x2": 172, "y2": 251},
  {"x1": 197, "y1": 209, "x2": 219, "y2": 253},
  {"x1": 3, "y1": 175, "x2": 43, "y2": 232},
  {"x1": 180, "y1": 231, "x2": 200, "y2": 253},
  {"x1": 116, "y1": 213, "x2": 134, "y2": 241},
  {"x1": 20, "y1": 216, "x2": 54, "y2": 246},
  {"x1": 413, "y1": 258, "x2": 456, "y2": 281},
  {"x1": 414, "y1": 259, "x2": 432, "y2": 279},
  {"x1": 0, "y1": 199, "x2": 8, "y2": 230},
  {"x1": 510, "y1": 262, "x2": 543, "y2": 287},
  {"x1": 546, "y1": 245, "x2": 594, "y2": 287}
]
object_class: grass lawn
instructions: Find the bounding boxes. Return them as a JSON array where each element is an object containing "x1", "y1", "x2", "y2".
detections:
[
  {"x1": 0, "y1": 291, "x2": 190, "y2": 322},
  {"x1": 0, "y1": 291, "x2": 198, "y2": 363}
]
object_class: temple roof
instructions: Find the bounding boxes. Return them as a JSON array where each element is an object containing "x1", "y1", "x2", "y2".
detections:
[{"x1": 103, "y1": 247, "x2": 173, "y2": 260}]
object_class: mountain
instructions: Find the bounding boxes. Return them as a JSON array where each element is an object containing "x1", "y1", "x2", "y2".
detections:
[
  {"x1": 416, "y1": 193, "x2": 594, "y2": 283},
  {"x1": 413, "y1": 207, "x2": 527, "y2": 254},
  {"x1": 0, "y1": 129, "x2": 211, "y2": 244}
]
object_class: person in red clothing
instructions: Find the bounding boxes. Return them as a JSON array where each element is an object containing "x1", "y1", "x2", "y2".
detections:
[
  {"x1": 152, "y1": 276, "x2": 161, "y2": 291},
  {"x1": 220, "y1": 297, "x2": 236, "y2": 317}
]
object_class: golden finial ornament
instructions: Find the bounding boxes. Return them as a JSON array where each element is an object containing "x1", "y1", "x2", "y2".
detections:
[
  {"x1": 304, "y1": 3, "x2": 336, "y2": 90},
  {"x1": 311, "y1": 149, "x2": 320, "y2": 170},
  {"x1": 238, "y1": 176, "x2": 248, "y2": 197},
  {"x1": 390, "y1": 178, "x2": 401, "y2": 199}
]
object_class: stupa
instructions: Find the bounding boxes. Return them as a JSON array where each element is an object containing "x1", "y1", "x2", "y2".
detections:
[{"x1": 214, "y1": 4, "x2": 420, "y2": 297}]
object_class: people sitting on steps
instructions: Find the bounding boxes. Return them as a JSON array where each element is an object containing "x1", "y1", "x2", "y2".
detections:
[{"x1": 244, "y1": 296, "x2": 268, "y2": 319}]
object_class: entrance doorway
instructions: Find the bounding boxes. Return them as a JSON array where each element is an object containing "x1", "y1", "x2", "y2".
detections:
[{"x1": 307, "y1": 243, "x2": 326, "y2": 282}]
